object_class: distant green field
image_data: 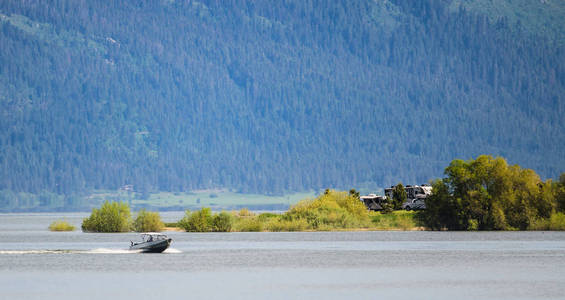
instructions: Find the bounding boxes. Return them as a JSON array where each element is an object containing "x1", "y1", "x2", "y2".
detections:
[
  {"x1": 139, "y1": 191, "x2": 316, "y2": 209},
  {"x1": 85, "y1": 190, "x2": 317, "y2": 211}
]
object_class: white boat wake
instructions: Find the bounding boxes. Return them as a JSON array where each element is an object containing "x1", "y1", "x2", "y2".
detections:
[
  {"x1": 0, "y1": 248, "x2": 181, "y2": 254},
  {"x1": 86, "y1": 248, "x2": 142, "y2": 254},
  {"x1": 0, "y1": 250, "x2": 76, "y2": 254},
  {"x1": 163, "y1": 248, "x2": 182, "y2": 253}
]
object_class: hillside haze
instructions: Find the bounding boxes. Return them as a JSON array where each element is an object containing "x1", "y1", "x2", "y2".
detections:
[{"x1": 1, "y1": 0, "x2": 564, "y2": 199}]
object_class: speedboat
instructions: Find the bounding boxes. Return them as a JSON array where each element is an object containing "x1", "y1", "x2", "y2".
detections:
[{"x1": 130, "y1": 233, "x2": 172, "y2": 253}]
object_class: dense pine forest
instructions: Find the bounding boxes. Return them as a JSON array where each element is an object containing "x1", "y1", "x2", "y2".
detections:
[{"x1": 0, "y1": 0, "x2": 564, "y2": 210}]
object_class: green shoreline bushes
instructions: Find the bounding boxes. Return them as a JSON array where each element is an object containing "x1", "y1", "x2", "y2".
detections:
[
  {"x1": 79, "y1": 156, "x2": 565, "y2": 233},
  {"x1": 529, "y1": 212, "x2": 565, "y2": 231},
  {"x1": 48, "y1": 220, "x2": 75, "y2": 231},
  {"x1": 282, "y1": 189, "x2": 371, "y2": 230},
  {"x1": 174, "y1": 190, "x2": 373, "y2": 232},
  {"x1": 82, "y1": 201, "x2": 166, "y2": 232},
  {"x1": 133, "y1": 209, "x2": 164, "y2": 232},
  {"x1": 212, "y1": 211, "x2": 234, "y2": 232},
  {"x1": 82, "y1": 201, "x2": 132, "y2": 232},
  {"x1": 178, "y1": 208, "x2": 235, "y2": 232},
  {"x1": 423, "y1": 155, "x2": 565, "y2": 230},
  {"x1": 371, "y1": 211, "x2": 420, "y2": 230}
]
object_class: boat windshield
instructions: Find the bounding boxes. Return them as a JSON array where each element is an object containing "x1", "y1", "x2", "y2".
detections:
[{"x1": 141, "y1": 233, "x2": 168, "y2": 242}]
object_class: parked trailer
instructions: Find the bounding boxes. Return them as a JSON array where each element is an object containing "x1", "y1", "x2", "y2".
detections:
[
  {"x1": 364, "y1": 184, "x2": 432, "y2": 211},
  {"x1": 384, "y1": 184, "x2": 432, "y2": 201},
  {"x1": 360, "y1": 194, "x2": 388, "y2": 211}
]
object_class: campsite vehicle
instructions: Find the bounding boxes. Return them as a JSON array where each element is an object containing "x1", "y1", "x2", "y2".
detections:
[
  {"x1": 384, "y1": 184, "x2": 432, "y2": 201},
  {"x1": 402, "y1": 198, "x2": 426, "y2": 210},
  {"x1": 363, "y1": 184, "x2": 432, "y2": 211},
  {"x1": 360, "y1": 194, "x2": 389, "y2": 211}
]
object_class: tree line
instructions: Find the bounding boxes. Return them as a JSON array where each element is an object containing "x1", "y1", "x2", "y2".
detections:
[{"x1": 0, "y1": 0, "x2": 563, "y2": 203}]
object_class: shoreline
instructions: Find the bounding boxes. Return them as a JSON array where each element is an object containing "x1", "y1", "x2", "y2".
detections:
[{"x1": 161, "y1": 226, "x2": 428, "y2": 232}]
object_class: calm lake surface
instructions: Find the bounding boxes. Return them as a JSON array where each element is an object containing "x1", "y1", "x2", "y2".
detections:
[{"x1": 1, "y1": 213, "x2": 565, "y2": 300}]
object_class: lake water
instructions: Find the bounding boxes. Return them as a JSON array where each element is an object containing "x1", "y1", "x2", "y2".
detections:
[{"x1": 1, "y1": 213, "x2": 565, "y2": 299}]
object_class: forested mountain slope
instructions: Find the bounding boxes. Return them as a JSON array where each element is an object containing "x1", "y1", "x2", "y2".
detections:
[
  {"x1": 0, "y1": 0, "x2": 564, "y2": 198},
  {"x1": 450, "y1": 0, "x2": 565, "y2": 45}
]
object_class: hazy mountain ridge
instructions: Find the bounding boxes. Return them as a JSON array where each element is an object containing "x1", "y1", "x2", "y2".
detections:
[{"x1": 0, "y1": 0, "x2": 563, "y2": 203}]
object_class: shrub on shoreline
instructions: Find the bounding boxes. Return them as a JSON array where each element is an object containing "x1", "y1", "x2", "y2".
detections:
[
  {"x1": 176, "y1": 209, "x2": 235, "y2": 232},
  {"x1": 48, "y1": 220, "x2": 75, "y2": 231},
  {"x1": 237, "y1": 208, "x2": 255, "y2": 217},
  {"x1": 234, "y1": 217, "x2": 263, "y2": 232},
  {"x1": 370, "y1": 211, "x2": 420, "y2": 230},
  {"x1": 283, "y1": 189, "x2": 371, "y2": 230},
  {"x1": 265, "y1": 218, "x2": 307, "y2": 231},
  {"x1": 529, "y1": 212, "x2": 565, "y2": 231},
  {"x1": 171, "y1": 190, "x2": 380, "y2": 232},
  {"x1": 168, "y1": 206, "x2": 423, "y2": 232},
  {"x1": 178, "y1": 208, "x2": 213, "y2": 232},
  {"x1": 133, "y1": 209, "x2": 164, "y2": 232},
  {"x1": 212, "y1": 211, "x2": 234, "y2": 232},
  {"x1": 81, "y1": 201, "x2": 132, "y2": 232},
  {"x1": 257, "y1": 212, "x2": 279, "y2": 222}
]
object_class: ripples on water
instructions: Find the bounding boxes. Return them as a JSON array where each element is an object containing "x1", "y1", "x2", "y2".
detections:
[{"x1": 1, "y1": 213, "x2": 565, "y2": 300}]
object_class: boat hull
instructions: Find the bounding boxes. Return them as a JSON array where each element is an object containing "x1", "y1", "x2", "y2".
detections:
[{"x1": 130, "y1": 238, "x2": 172, "y2": 253}]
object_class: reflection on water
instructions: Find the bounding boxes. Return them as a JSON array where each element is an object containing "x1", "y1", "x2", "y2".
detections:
[{"x1": 1, "y1": 213, "x2": 565, "y2": 300}]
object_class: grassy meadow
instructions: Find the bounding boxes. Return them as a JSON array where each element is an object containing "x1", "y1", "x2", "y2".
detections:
[{"x1": 84, "y1": 190, "x2": 315, "y2": 211}]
